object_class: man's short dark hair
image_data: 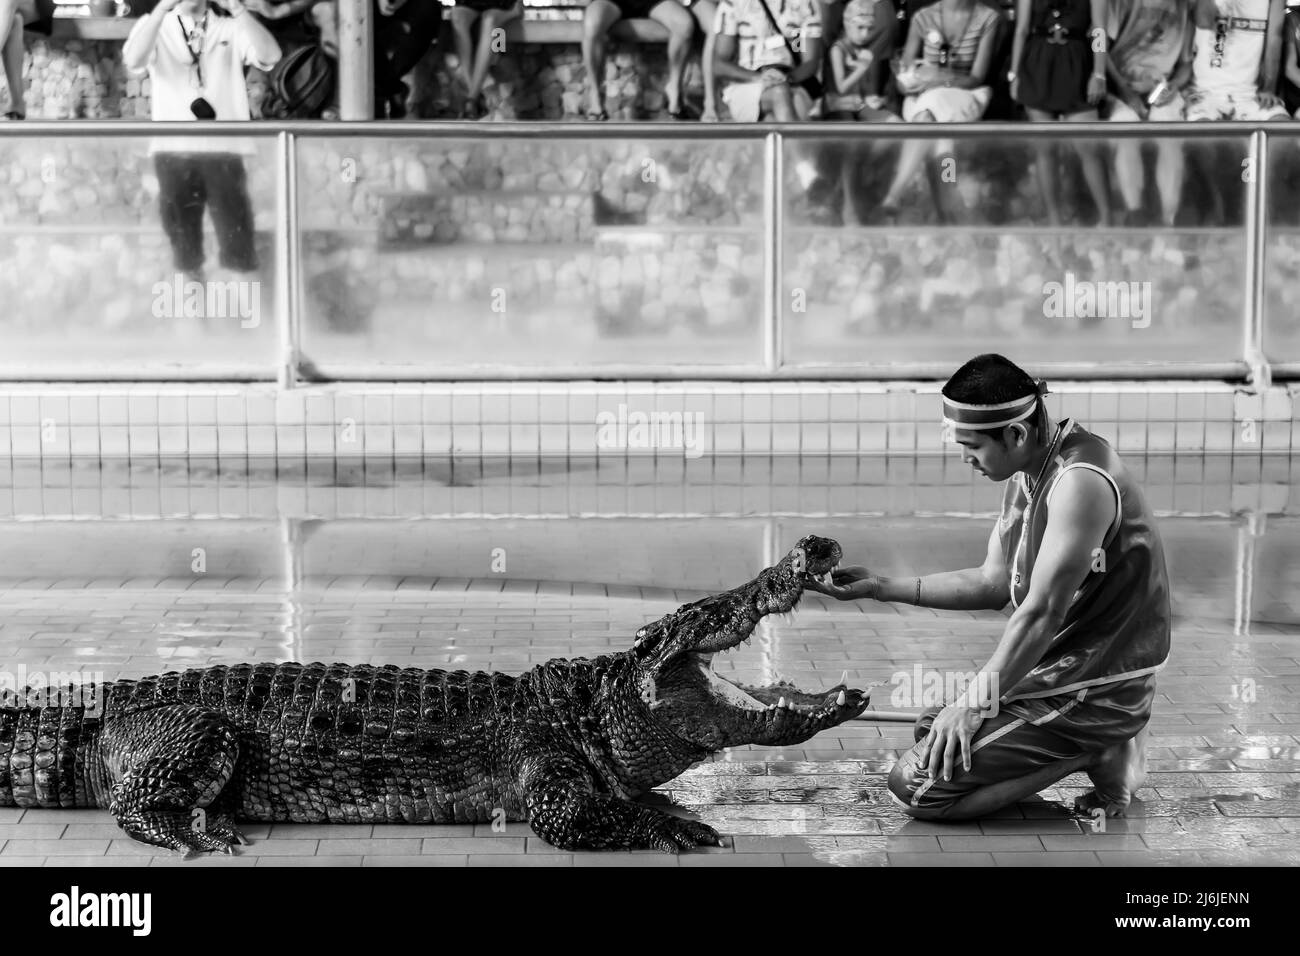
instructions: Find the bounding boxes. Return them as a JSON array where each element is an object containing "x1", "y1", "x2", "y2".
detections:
[{"x1": 942, "y1": 354, "x2": 1048, "y2": 442}]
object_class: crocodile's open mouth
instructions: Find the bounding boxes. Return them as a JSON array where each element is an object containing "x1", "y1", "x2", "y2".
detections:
[{"x1": 658, "y1": 536, "x2": 865, "y2": 722}]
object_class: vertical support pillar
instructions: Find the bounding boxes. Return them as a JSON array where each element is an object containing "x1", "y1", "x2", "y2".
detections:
[
  {"x1": 763, "y1": 131, "x2": 783, "y2": 374},
  {"x1": 338, "y1": 0, "x2": 374, "y2": 121},
  {"x1": 1243, "y1": 129, "x2": 1271, "y2": 388},
  {"x1": 275, "y1": 131, "x2": 301, "y2": 389}
]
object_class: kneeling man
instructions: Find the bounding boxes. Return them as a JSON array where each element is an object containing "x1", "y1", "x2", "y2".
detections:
[{"x1": 809, "y1": 354, "x2": 1170, "y2": 819}]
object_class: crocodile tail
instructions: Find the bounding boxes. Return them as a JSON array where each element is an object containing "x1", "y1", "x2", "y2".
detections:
[{"x1": 0, "y1": 680, "x2": 109, "y2": 809}]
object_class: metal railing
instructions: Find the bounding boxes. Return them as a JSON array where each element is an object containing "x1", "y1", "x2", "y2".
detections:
[{"x1": 1, "y1": 119, "x2": 1296, "y2": 384}]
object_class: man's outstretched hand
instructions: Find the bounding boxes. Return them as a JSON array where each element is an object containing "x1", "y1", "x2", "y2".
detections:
[
  {"x1": 803, "y1": 565, "x2": 877, "y2": 601},
  {"x1": 919, "y1": 703, "x2": 986, "y2": 782}
]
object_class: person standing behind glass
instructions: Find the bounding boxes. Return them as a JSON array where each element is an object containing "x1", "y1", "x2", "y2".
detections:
[
  {"x1": 1009, "y1": 0, "x2": 1113, "y2": 226},
  {"x1": 124, "y1": 0, "x2": 281, "y2": 282}
]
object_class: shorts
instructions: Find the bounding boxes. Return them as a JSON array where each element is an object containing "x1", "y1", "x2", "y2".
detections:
[
  {"x1": 901, "y1": 85, "x2": 992, "y2": 123},
  {"x1": 721, "y1": 80, "x2": 812, "y2": 122},
  {"x1": 886, "y1": 675, "x2": 1156, "y2": 816},
  {"x1": 606, "y1": 0, "x2": 670, "y2": 17},
  {"x1": 1105, "y1": 91, "x2": 1186, "y2": 122},
  {"x1": 1185, "y1": 90, "x2": 1290, "y2": 121},
  {"x1": 453, "y1": 0, "x2": 519, "y2": 11}
]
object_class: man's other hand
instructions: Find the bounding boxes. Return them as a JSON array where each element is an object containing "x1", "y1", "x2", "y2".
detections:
[{"x1": 919, "y1": 702, "x2": 985, "y2": 782}]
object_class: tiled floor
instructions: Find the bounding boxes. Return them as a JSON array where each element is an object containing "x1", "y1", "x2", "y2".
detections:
[{"x1": 2, "y1": 583, "x2": 1297, "y2": 867}]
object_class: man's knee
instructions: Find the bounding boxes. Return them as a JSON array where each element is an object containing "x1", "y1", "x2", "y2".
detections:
[{"x1": 887, "y1": 743, "x2": 961, "y2": 819}]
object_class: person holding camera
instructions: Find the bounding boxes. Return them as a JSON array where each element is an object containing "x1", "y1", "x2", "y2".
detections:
[{"x1": 124, "y1": 0, "x2": 282, "y2": 279}]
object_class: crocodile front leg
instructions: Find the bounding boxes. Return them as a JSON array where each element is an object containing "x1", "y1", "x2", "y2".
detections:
[
  {"x1": 101, "y1": 705, "x2": 245, "y2": 854},
  {"x1": 517, "y1": 751, "x2": 724, "y2": 852}
]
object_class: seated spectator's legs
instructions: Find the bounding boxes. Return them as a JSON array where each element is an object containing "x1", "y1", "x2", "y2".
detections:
[
  {"x1": 1025, "y1": 108, "x2": 1064, "y2": 226},
  {"x1": 1063, "y1": 108, "x2": 1113, "y2": 227},
  {"x1": 448, "y1": 7, "x2": 480, "y2": 91},
  {"x1": 0, "y1": 0, "x2": 24, "y2": 118},
  {"x1": 466, "y1": 2, "x2": 525, "y2": 113},
  {"x1": 1109, "y1": 95, "x2": 1186, "y2": 226},
  {"x1": 154, "y1": 154, "x2": 210, "y2": 278},
  {"x1": 882, "y1": 88, "x2": 989, "y2": 221},
  {"x1": 648, "y1": 0, "x2": 696, "y2": 115},
  {"x1": 582, "y1": 0, "x2": 624, "y2": 118},
  {"x1": 374, "y1": 0, "x2": 441, "y2": 118}
]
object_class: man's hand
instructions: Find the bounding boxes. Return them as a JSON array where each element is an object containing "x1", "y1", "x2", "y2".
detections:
[
  {"x1": 919, "y1": 702, "x2": 985, "y2": 781},
  {"x1": 803, "y1": 565, "x2": 877, "y2": 601},
  {"x1": 377, "y1": 0, "x2": 407, "y2": 15},
  {"x1": 154, "y1": 0, "x2": 185, "y2": 14},
  {"x1": 210, "y1": 0, "x2": 249, "y2": 15}
]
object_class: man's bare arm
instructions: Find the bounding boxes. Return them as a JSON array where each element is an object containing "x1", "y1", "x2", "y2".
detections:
[
  {"x1": 807, "y1": 524, "x2": 1010, "y2": 611},
  {"x1": 874, "y1": 524, "x2": 1010, "y2": 610}
]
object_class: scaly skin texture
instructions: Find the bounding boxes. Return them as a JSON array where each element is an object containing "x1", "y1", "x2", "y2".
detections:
[{"x1": 0, "y1": 535, "x2": 869, "y2": 853}]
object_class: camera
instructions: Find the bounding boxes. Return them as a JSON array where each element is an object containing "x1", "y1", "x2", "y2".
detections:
[{"x1": 190, "y1": 97, "x2": 216, "y2": 119}]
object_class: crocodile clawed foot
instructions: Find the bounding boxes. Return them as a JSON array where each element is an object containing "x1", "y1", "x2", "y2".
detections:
[
  {"x1": 205, "y1": 812, "x2": 250, "y2": 848},
  {"x1": 646, "y1": 811, "x2": 725, "y2": 853}
]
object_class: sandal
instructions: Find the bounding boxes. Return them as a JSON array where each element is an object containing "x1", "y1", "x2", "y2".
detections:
[
  {"x1": 3, "y1": 110, "x2": 24, "y2": 120},
  {"x1": 583, "y1": 106, "x2": 609, "y2": 121},
  {"x1": 667, "y1": 102, "x2": 700, "y2": 121}
]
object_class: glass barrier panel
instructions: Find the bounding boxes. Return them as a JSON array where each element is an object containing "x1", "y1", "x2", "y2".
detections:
[
  {"x1": 780, "y1": 131, "x2": 1252, "y2": 370},
  {"x1": 0, "y1": 134, "x2": 281, "y2": 377},
  {"x1": 294, "y1": 135, "x2": 766, "y2": 372},
  {"x1": 1264, "y1": 130, "x2": 1300, "y2": 367}
]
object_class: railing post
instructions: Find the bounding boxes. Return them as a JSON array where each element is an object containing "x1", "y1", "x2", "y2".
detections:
[
  {"x1": 763, "y1": 131, "x2": 783, "y2": 374},
  {"x1": 275, "y1": 130, "x2": 301, "y2": 390},
  {"x1": 1243, "y1": 128, "x2": 1271, "y2": 389},
  {"x1": 338, "y1": 1, "x2": 375, "y2": 122}
]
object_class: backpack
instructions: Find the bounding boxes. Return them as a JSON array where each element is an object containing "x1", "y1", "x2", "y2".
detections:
[{"x1": 261, "y1": 43, "x2": 336, "y2": 120}]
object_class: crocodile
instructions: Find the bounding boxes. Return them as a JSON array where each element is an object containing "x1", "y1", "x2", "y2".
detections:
[{"x1": 0, "y1": 535, "x2": 868, "y2": 853}]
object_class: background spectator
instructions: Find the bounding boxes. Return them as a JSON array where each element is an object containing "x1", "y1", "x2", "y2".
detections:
[
  {"x1": 1009, "y1": 0, "x2": 1113, "y2": 226},
  {"x1": 372, "y1": 0, "x2": 441, "y2": 118},
  {"x1": 1185, "y1": 0, "x2": 1288, "y2": 119},
  {"x1": 708, "y1": 0, "x2": 824, "y2": 121},
  {"x1": 818, "y1": 0, "x2": 902, "y2": 223},
  {"x1": 1285, "y1": 0, "x2": 1300, "y2": 114},
  {"x1": 879, "y1": 0, "x2": 1001, "y2": 222},
  {"x1": 1185, "y1": 0, "x2": 1288, "y2": 222},
  {"x1": 1104, "y1": 0, "x2": 1194, "y2": 226},
  {"x1": 123, "y1": 0, "x2": 281, "y2": 281},
  {"x1": 449, "y1": 0, "x2": 523, "y2": 119},
  {"x1": 584, "y1": 0, "x2": 698, "y2": 119}
]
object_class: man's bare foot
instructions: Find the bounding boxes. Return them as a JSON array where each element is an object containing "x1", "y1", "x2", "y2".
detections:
[{"x1": 1074, "y1": 726, "x2": 1149, "y2": 818}]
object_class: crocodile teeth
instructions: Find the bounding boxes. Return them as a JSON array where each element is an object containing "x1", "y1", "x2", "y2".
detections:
[
  {"x1": 840, "y1": 670, "x2": 849, "y2": 687},
  {"x1": 836, "y1": 690, "x2": 847, "y2": 706},
  {"x1": 777, "y1": 697, "x2": 788, "y2": 709}
]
